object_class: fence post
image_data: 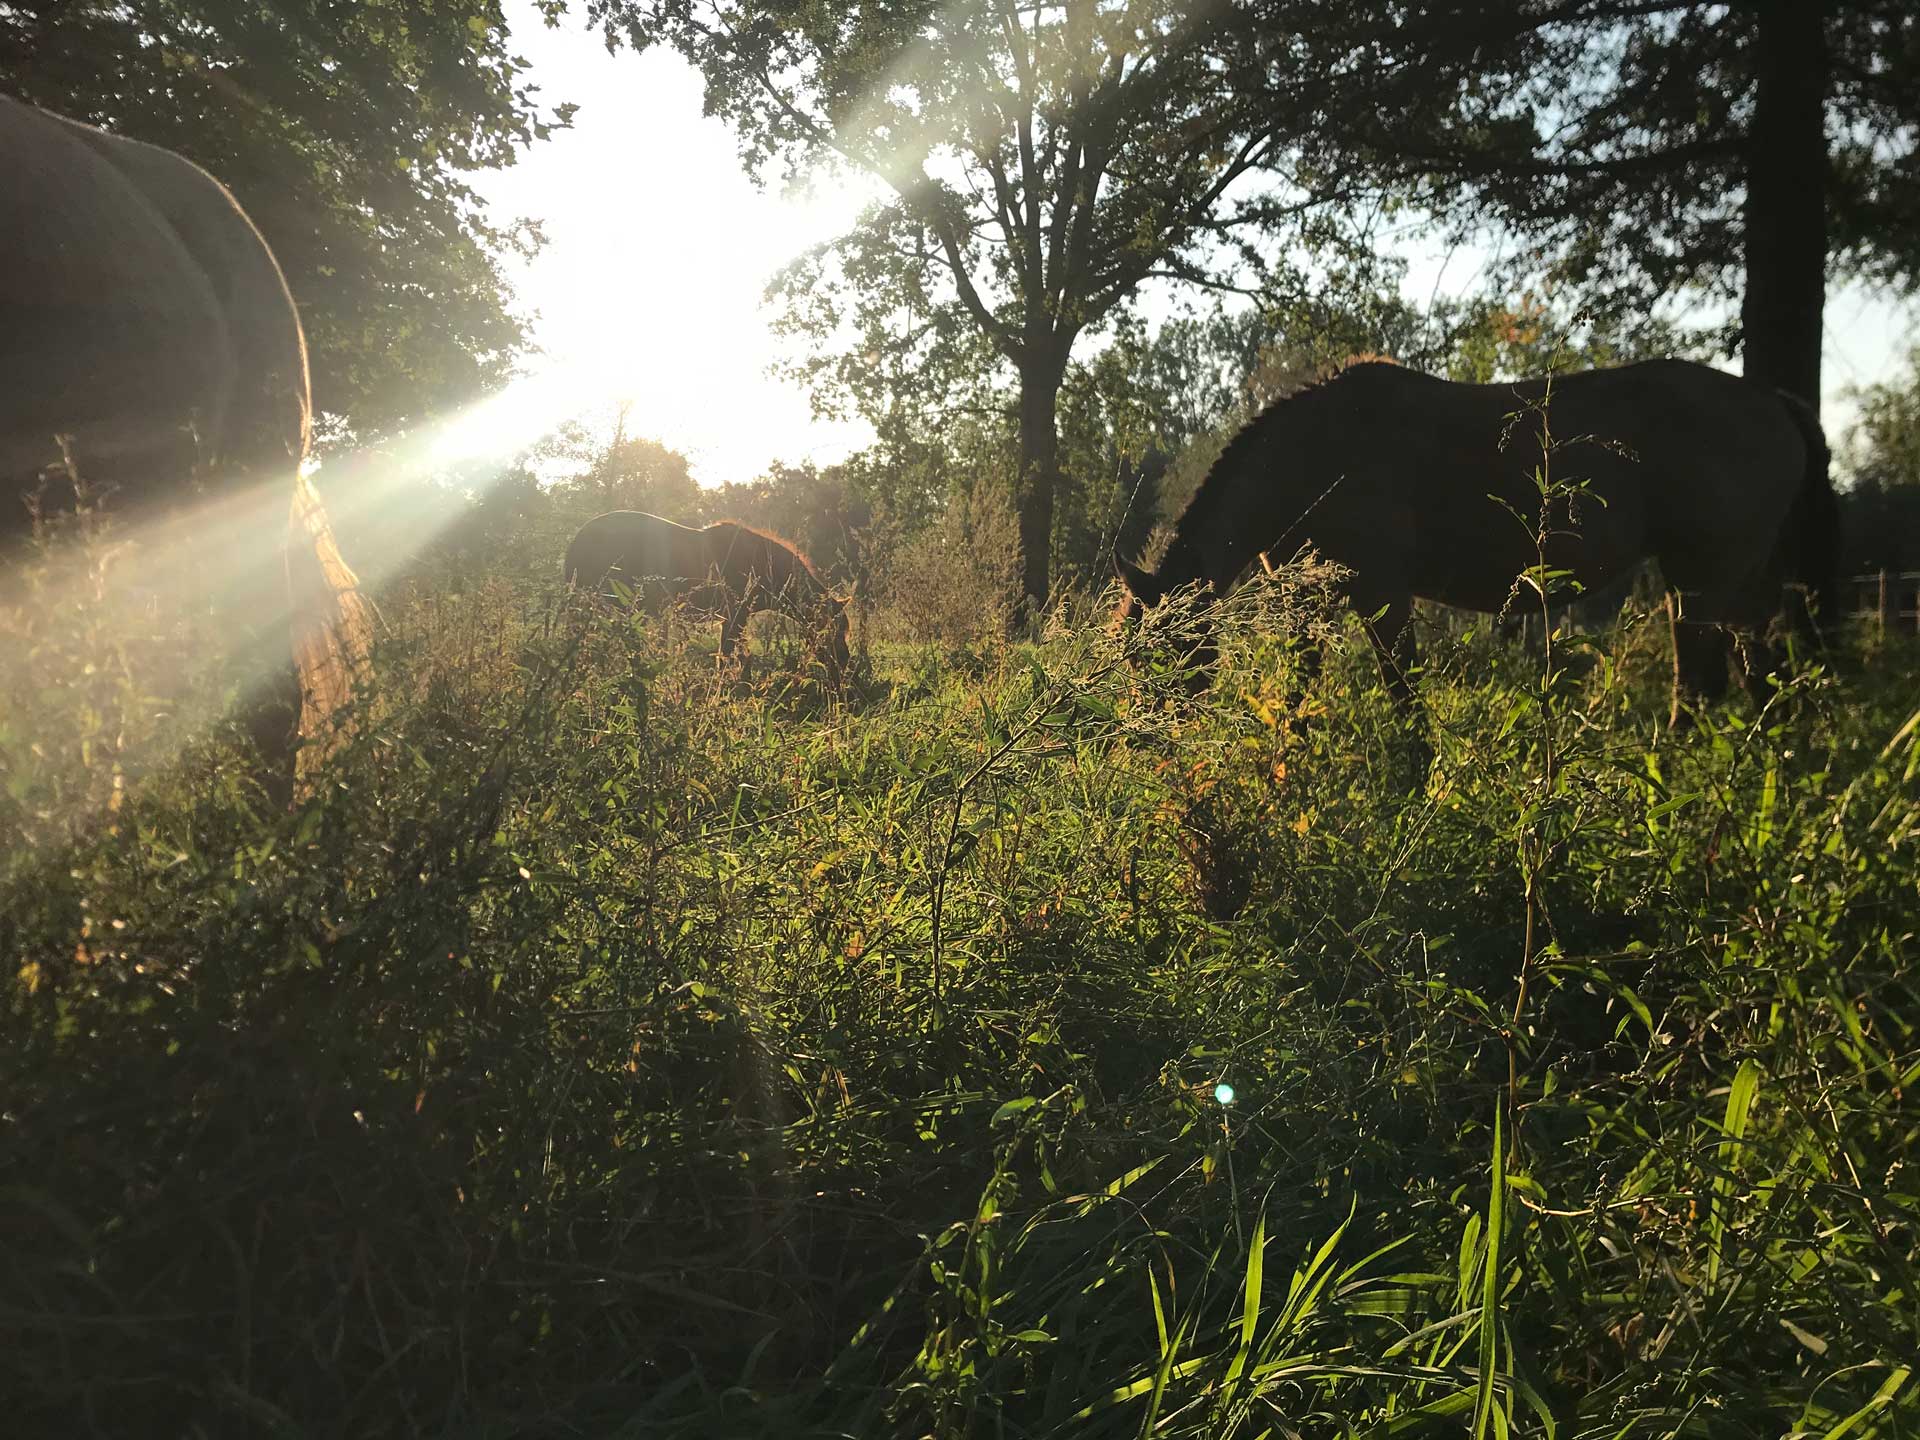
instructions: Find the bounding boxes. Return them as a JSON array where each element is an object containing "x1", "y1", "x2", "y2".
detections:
[{"x1": 1880, "y1": 569, "x2": 1891, "y2": 636}]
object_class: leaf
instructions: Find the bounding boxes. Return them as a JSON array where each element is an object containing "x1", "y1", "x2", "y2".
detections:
[
  {"x1": 991, "y1": 1096, "x2": 1038, "y2": 1126},
  {"x1": 1778, "y1": 1317, "x2": 1828, "y2": 1355},
  {"x1": 1473, "y1": 1100, "x2": 1506, "y2": 1440},
  {"x1": 1646, "y1": 790, "x2": 1702, "y2": 822},
  {"x1": 1707, "y1": 1059, "x2": 1763, "y2": 1288},
  {"x1": 1814, "y1": 1365, "x2": 1910, "y2": 1440},
  {"x1": 1105, "y1": 1155, "x2": 1166, "y2": 1197},
  {"x1": 1221, "y1": 1208, "x2": 1267, "y2": 1402}
]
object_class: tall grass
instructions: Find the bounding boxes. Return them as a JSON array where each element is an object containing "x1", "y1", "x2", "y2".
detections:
[{"x1": 2, "y1": 511, "x2": 1916, "y2": 1437}]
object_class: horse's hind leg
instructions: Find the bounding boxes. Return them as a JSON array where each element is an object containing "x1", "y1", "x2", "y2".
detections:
[{"x1": 1666, "y1": 578, "x2": 1782, "y2": 728}]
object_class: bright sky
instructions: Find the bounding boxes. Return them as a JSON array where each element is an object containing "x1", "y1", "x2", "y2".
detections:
[
  {"x1": 463, "y1": 2, "x2": 1917, "y2": 483},
  {"x1": 459, "y1": 7, "x2": 878, "y2": 483}
]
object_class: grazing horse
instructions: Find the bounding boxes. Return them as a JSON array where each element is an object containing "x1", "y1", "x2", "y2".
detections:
[
  {"x1": 1115, "y1": 359, "x2": 1836, "y2": 721},
  {"x1": 1, "y1": 93, "x2": 373, "y2": 789},
  {"x1": 565, "y1": 510, "x2": 850, "y2": 684}
]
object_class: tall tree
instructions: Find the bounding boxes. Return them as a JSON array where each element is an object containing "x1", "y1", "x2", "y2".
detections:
[
  {"x1": 592, "y1": 0, "x2": 1365, "y2": 618},
  {"x1": 1299, "y1": 0, "x2": 1920, "y2": 405},
  {"x1": 1, "y1": 0, "x2": 574, "y2": 438}
]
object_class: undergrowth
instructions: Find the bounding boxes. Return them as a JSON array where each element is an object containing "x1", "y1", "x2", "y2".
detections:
[{"x1": 2, "y1": 514, "x2": 1916, "y2": 1438}]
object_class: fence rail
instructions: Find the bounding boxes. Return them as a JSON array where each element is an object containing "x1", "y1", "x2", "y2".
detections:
[{"x1": 1846, "y1": 571, "x2": 1920, "y2": 634}]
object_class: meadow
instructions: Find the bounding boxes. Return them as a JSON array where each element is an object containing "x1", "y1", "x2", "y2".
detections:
[{"x1": 3, "y1": 509, "x2": 1917, "y2": 1438}]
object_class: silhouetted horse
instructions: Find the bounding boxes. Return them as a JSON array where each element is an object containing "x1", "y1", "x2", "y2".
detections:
[
  {"x1": 1115, "y1": 359, "x2": 1836, "y2": 721},
  {"x1": 1, "y1": 93, "x2": 373, "y2": 789},
  {"x1": 565, "y1": 511, "x2": 850, "y2": 684}
]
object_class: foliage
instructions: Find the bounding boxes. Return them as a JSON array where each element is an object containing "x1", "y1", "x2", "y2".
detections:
[
  {"x1": 591, "y1": 0, "x2": 1383, "y2": 611},
  {"x1": 877, "y1": 469, "x2": 1023, "y2": 650},
  {"x1": 0, "y1": 0, "x2": 575, "y2": 437},
  {"x1": 1838, "y1": 346, "x2": 1920, "y2": 574},
  {"x1": 1847, "y1": 345, "x2": 1920, "y2": 494},
  {"x1": 4, "y1": 486, "x2": 1919, "y2": 1435},
  {"x1": 1295, "y1": 1, "x2": 1920, "y2": 397},
  {"x1": 563, "y1": 411, "x2": 709, "y2": 520}
]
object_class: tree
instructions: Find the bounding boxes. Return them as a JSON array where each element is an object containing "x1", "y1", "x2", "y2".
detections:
[
  {"x1": 547, "y1": 410, "x2": 706, "y2": 520},
  {"x1": 1845, "y1": 346, "x2": 1920, "y2": 492},
  {"x1": 593, "y1": 0, "x2": 1368, "y2": 618},
  {"x1": 1302, "y1": 1, "x2": 1920, "y2": 405},
  {"x1": 1, "y1": 0, "x2": 574, "y2": 438},
  {"x1": 1837, "y1": 345, "x2": 1920, "y2": 573},
  {"x1": 1052, "y1": 312, "x2": 1236, "y2": 585}
]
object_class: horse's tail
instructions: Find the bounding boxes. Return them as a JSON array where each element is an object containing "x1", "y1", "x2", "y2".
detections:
[{"x1": 1775, "y1": 388, "x2": 1839, "y2": 638}]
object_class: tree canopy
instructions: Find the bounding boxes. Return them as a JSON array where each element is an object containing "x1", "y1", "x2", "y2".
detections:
[{"x1": 1298, "y1": 0, "x2": 1920, "y2": 403}]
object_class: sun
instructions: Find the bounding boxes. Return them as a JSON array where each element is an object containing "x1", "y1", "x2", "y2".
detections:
[{"x1": 459, "y1": 40, "x2": 881, "y2": 484}]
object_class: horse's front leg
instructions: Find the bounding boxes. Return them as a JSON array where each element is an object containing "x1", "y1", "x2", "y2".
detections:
[
  {"x1": 1355, "y1": 594, "x2": 1419, "y2": 713},
  {"x1": 1357, "y1": 593, "x2": 1432, "y2": 776},
  {"x1": 718, "y1": 605, "x2": 749, "y2": 679},
  {"x1": 1284, "y1": 636, "x2": 1323, "y2": 715}
]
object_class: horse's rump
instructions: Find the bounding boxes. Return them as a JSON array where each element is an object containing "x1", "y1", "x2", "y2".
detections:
[{"x1": 1, "y1": 93, "x2": 371, "y2": 789}]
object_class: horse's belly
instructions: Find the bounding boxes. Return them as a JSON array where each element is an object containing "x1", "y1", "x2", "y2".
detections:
[
  {"x1": 1, "y1": 298, "x2": 232, "y2": 486},
  {"x1": 1408, "y1": 468, "x2": 1650, "y2": 614}
]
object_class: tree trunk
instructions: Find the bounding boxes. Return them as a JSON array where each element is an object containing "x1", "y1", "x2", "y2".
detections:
[
  {"x1": 1015, "y1": 361, "x2": 1066, "y2": 628},
  {"x1": 1741, "y1": 0, "x2": 1827, "y2": 405}
]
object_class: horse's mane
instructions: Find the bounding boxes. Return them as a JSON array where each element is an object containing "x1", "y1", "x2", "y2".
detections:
[
  {"x1": 1173, "y1": 354, "x2": 1402, "y2": 544},
  {"x1": 709, "y1": 517, "x2": 831, "y2": 588}
]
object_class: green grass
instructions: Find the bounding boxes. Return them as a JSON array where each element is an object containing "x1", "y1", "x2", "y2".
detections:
[{"x1": 3, "y1": 527, "x2": 1917, "y2": 1438}]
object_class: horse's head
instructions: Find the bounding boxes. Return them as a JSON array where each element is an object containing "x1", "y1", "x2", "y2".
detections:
[
  {"x1": 1112, "y1": 549, "x2": 1218, "y2": 692},
  {"x1": 1111, "y1": 551, "x2": 1166, "y2": 626}
]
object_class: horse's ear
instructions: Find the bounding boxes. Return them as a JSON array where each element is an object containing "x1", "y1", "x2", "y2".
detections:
[{"x1": 1112, "y1": 550, "x2": 1164, "y2": 605}]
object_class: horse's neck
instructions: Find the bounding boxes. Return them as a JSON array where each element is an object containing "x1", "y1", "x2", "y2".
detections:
[
  {"x1": 704, "y1": 524, "x2": 757, "y2": 586},
  {"x1": 713, "y1": 525, "x2": 823, "y2": 611},
  {"x1": 1178, "y1": 411, "x2": 1304, "y2": 589},
  {"x1": 780, "y1": 559, "x2": 829, "y2": 614}
]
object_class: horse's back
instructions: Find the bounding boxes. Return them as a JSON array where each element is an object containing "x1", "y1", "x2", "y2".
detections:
[
  {"x1": 1340, "y1": 358, "x2": 1799, "y2": 498},
  {"x1": 566, "y1": 510, "x2": 709, "y2": 594},
  {"x1": 1305, "y1": 359, "x2": 1805, "y2": 608},
  {"x1": 2, "y1": 95, "x2": 369, "y2": 788},
  {"x1": 1528, "y1": 361, "x2": 1806, "y2": 550}
]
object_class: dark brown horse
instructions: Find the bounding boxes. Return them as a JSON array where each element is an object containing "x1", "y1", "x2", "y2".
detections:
[
  {"x1": 565, "y1": 510, "x2": 851, "y2": 684},
  {"x1": 1115, "y1": 359, "x2": 1836, "y2": 719},
  {"x1": 1, "y1": 93, "x2": 373, "y2": 788}
]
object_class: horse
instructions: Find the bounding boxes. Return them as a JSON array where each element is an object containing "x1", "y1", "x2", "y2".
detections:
[
  {"x1": 565, "y1": 510, "x2": 851, "y2": 685},
  {"x1": 1114, "y1": 358, "x2": 1837, "y2": 724},
  {"x1": 1, "y1": 93, "x2": 373, "y2": 791}
]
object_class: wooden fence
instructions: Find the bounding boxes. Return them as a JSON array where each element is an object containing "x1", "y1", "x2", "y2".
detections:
[{"x1": 1846, "y1": 572, "x2": 1920, "y2": 634}]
